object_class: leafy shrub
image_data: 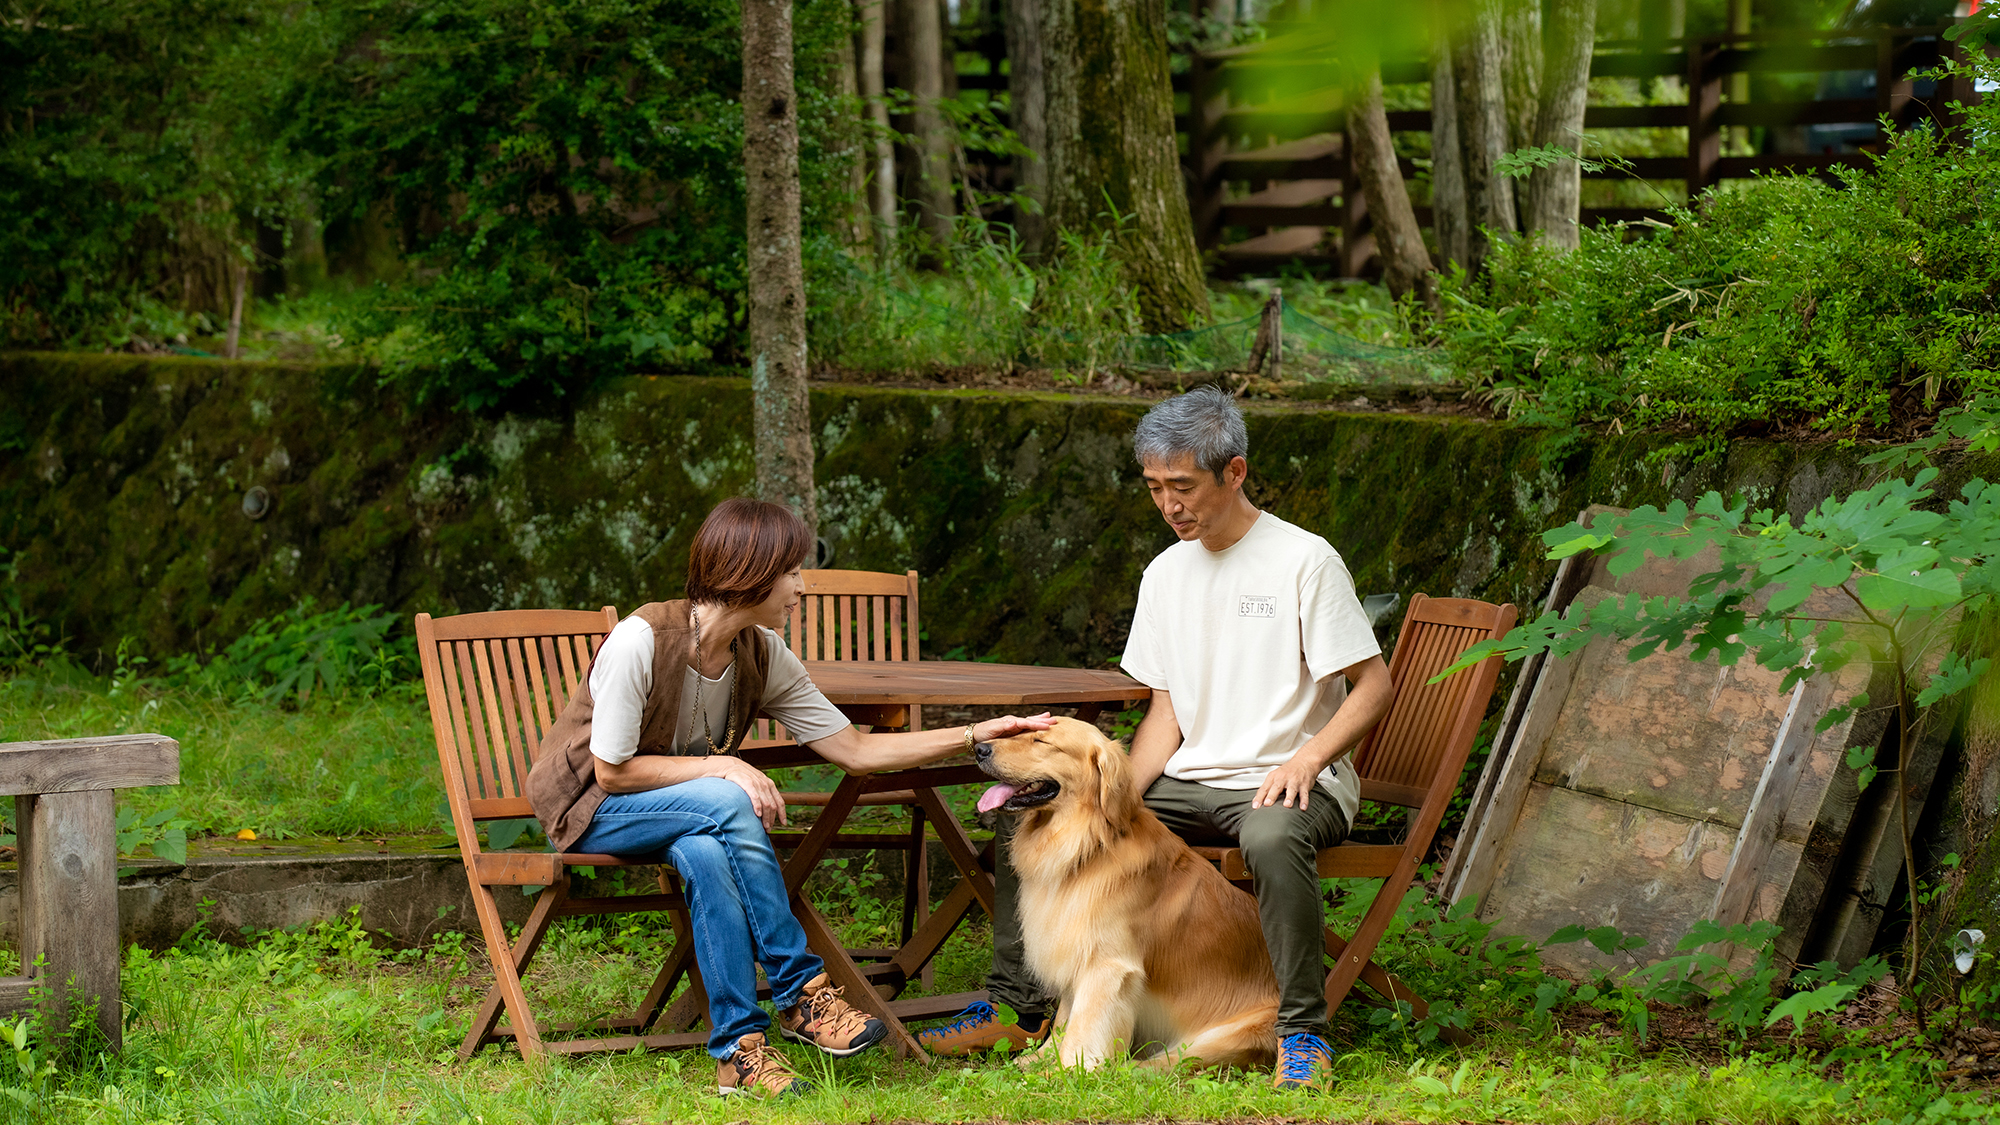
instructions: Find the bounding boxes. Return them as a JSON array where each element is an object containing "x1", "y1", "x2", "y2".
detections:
[
  {"x1": 1432, "y1": 46, "x2": 2000, "y2": 438},
  {"x1": 169, "y1": 602, "x2": 406, "y2": 705}
]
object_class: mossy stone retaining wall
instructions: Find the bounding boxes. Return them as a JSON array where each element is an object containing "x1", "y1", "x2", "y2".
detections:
[
  {"x1": 9, "y1": 351, "x2": 2000, "y2": 975},
  {"x1": 2, "y1": 351, "x2": 1979, "y2": 667}
]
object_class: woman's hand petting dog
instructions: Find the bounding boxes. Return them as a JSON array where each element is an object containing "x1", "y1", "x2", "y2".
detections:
[{"x1": 974, "y1": 713, "x2": 1057, "y2": 743}]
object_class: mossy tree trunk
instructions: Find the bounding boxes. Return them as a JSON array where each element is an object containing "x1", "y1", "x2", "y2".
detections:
[
  {"x1": 1523, "y1": 0, "x2": 1596, "y2": 250},
  {"x1": 858, "y1": 0, "x2": 898, "y2": 255},
  {"x1": 1346, "y1": 64, "x2": 1435, "y2": 306},
  {"x1": 1005, "y1": 0, "x2": 1048, "y2": 257},
  {"x1": 1448, "y1": 0, "x2": 1517, "y2": 276},
  {"x1": 1429, "y1": 37, "x2": 1470, "y2": 270},
  {"x1": 906, "y1": 0, "x2": 956, "y2": 248},
  {"x1": 834, "y1": 10, "x2": 872, "y2": 254},
  {"x1": 743, "y1": 0, "x2": 818, "y2": 531},
  {"x1": 1042, "y1": 0, "x2": 1209, "y2": 333}
]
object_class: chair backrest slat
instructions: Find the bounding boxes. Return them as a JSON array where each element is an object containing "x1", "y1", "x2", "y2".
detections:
[
  {"x1": 468, "y1": 639, "x2": 514, "y2": 800},
  {"x1": 1353, "y1": 595, "x2": 1518, "y2": 804},
  {"x1": 747, "y1": 570, "x2": 922, "y2": 745},
  {"x1": 417, "y1": 608, "x2": 620, "y2": 837}
]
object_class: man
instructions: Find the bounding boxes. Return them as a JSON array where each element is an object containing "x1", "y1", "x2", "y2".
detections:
[{"x1": 920, "y1": 386, "x2": 1392, "y2": 1089}]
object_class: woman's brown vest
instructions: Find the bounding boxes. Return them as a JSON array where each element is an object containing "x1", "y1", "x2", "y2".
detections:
[{"x1": 526, "y1": 600, "x2": 769, "y2": 851}]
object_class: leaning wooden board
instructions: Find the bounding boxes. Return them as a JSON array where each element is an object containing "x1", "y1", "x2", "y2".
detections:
[{"x1": 1441, "y1": 518, "x2": 1922, "y2": 976}]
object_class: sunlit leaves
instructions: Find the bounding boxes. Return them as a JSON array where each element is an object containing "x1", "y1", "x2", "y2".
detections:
[{"x1": 1430, "y1": 463, "x2": 1996, "y2": 767}]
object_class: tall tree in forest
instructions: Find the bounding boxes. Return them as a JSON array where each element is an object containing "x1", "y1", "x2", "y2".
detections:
[
  {"x1": 1448, "y1": 0, "x2": 1517, "y2": 276},
  {"x1": 1500, "y1": 0, "x2": 1541, "y2": 157},
  {"x1": 834, "y1": 13, "x2": 872, "y2": 253},
  {"x1": 1429, "y1": 29, "x2": 1471, "y2": 270},
  {"x1": 1522, "y1": 0, "x2": 1596, "y2": 248},
  {"x1": 1004, "y1": 0, "x2": 1048, "y2": 256},
  {"x1": 1042, "y1": 0, "x2": 1209, "y2": 332},
  {"x1": 743, "y1": 0, "x2": 817, "y2": 531},
  {"x1": 858, "y1": 0, "x2": 898, "y2": 253},
  {"x1": 906, "y1": 0, "x2": 956, "y2": 247},
  {"x1": 1345, "y1": 60, "x2": 1435, "y2": 304}
]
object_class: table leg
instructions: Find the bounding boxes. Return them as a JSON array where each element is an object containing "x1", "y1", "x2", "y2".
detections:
[
  {"x1": 911, "y1": 789, "x2": 995, "y2": 915},
  {"x1": 1073, "y1": 702, "x2": 1104, "y2": 724},
  {"x1": 793, "y1": 898, "x2": 928, "y2": 1060},
  {"x1": 781, "y1": 773, "x2": 862, "y2": 897}
]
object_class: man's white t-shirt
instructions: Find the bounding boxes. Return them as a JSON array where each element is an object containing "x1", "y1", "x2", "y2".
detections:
[
  {"x1": 588, "y1": 616, "x2": 851, "y2": 764},
  {"x1": 1119, "y1": 512, "x2": 1381, "y2": 827}
]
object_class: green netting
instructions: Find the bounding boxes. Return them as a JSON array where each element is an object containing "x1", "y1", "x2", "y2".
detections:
[{"x1": 1118, "y1": 303, "x2": 1451, "y2": 384}]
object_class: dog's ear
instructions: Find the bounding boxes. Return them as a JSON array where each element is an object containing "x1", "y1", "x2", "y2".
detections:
[{"x1": 1091, "y1": 730, "x2": 1139, "y2": 823}]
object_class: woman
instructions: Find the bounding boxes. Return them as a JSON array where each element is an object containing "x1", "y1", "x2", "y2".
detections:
[{"x1": 526, "y1": 497, "x2": 1053, "y2": 1098}]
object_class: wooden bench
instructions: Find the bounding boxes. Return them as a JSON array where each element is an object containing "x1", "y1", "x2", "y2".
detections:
[{"x1": 1, "y1": 734, "x2": 180, "y2": 1050}]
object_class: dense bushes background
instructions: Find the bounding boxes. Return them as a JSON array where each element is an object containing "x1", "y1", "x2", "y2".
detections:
[
  {"x1": 1, "y1": 0, "x2": 858, "y2": 409},
  {"x1": 7, "y1": 4, "x2": 2000, "y2": 441},
  {"x1": 1431, "y1": 45, "x2": 2000, "y2": 441}
]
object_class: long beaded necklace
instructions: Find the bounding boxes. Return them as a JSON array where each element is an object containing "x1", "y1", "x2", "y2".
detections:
[{"x1": 688, "y1": 607, "x2": 739, "y2": 756}]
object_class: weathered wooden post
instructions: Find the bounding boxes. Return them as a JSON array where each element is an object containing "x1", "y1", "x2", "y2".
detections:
[{"x1": 1, "y1": 734, "x2": 179, "y2": 1050}]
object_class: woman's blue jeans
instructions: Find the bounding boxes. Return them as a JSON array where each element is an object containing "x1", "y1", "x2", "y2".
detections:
[{"x1": 570, "y1": 776, "x2": 823, "y2": 1058}]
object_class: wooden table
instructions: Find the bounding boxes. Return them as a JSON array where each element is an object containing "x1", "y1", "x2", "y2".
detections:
[{"x1": 741, "y1": 660, "x2": 1149, "y2": 1059}]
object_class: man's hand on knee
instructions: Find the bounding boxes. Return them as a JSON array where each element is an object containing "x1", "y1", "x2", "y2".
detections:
[{"x1": 1252, "y1": 755, "x2": 1321, "y2": 810}]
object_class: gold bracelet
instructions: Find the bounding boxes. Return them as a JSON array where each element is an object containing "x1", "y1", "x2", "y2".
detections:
[{"x1": 963, "y1": 722, "x2": 978, "y2": 754}]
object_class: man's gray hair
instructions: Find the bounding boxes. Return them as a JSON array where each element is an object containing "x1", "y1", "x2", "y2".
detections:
[{"x1": 1133, "y1": 385, "x2": 1247, "y2": 481}]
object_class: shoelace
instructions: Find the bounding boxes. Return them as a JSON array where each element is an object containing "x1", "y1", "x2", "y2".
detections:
[
  {"x1": 923, "y1": 1000, "x2": 996, "y2": 1037},
  {"x1": 805, "y1": 982, "x2": 871, "y2": 1035},
  {"x1": 736, "y1": 1038, "x2": 800, "y2": 1088},
  {"x1": 1277, "y1": 1033, "x2": 1328, "y2": 1082}
]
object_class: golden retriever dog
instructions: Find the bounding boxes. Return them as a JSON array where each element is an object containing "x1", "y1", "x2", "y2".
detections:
[{"x1": 974, "y1": 717, "x2": 1279, "y2": 1070}]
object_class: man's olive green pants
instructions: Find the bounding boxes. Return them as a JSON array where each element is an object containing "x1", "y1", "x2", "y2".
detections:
[{"x1": 983, "y1": 775, "x2": 1350, "y2": 1039}]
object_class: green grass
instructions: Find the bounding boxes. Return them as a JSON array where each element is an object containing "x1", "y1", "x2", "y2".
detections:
[
  {"x1": 3, "y1": 908, "x2": 1981, "y2": 1125},
  {"x1": 0, "y1": 672, "x2": 441, "y2": 839},
  {"x1": 0, "y1": 671, "x2": 1017, "y2": 846}
]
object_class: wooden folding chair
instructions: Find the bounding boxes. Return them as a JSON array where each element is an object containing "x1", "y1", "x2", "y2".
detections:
[
  {"x1": 1193, "y1": 594, "x2": 1518, "y2": 1034},
  {"x1": 743, "y1": 569, "x2": 938, "y2": 956},
  {"x1": 415, "y1": 608, "x2": 712, "y2": 1061}
]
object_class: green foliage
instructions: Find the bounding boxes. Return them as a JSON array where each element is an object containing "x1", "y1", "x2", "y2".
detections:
[
  {"x1": 299, "y1": 0, "x2": 862, "y2": 409},
  {"x1": 1431, "y1": 47, "x2": 2000, "y2": 437},
  {"x1": 1450, "y1": 460, "x2": 1998, "y2": 731},
  {"x1": 0, "y1": 600, "x2": 438, "y2": 839},
  {"x1": 115, "y1": 806, "x2": 194, "y2": 867},
  {"x1": 0, "y1": 0, "x2": 860, "y2": 409},
  {"x1": 1438, "y1": 404, "x2": 1997, "y2": 1017},
  {"x1": 168, "y1": 601, "x2": 404, "y2": 705},
  {"x1": 0, "y1": 1, "x2": 307, "y2": 349}
]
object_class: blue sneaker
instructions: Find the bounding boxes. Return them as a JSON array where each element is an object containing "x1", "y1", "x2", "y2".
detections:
[
  {"x1": 916, "y1": 1000, "x2": 1048, "y2": 1055},
  {"x1": 1273, "y1": 1031, "x2": 1336, "y2": 1090}
]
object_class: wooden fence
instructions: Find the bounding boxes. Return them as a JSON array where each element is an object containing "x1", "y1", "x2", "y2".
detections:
[{"x1": 1178, "y1": 22, "x2": 1982, "y2": 278}]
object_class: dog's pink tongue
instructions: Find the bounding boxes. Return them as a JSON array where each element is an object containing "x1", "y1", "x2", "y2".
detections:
[{"x1": 977, "y1": 784, "x2": 1018, "y2": 814}]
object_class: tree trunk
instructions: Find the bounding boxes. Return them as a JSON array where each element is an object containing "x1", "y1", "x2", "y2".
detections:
[
  {"x1": 835, "y1": 11, "x2": 872, "y2": 254},
  {"x1": 1347, "y1": 68, "x2": 1435, "y2": 306},
  {"x1": 1449, "y1": 0, "x2": 1516, "y2": 275},
  {"x1": 1005, "y1": 0, "x2": 1048, "y2": 256},
  {"x1": 1043, "y1": 0, "x2": 1209, "y2": 332},
  {"x1": 858, "y1": 0, "x2": 897, "y2": 254},
  {"x1": 906, "y1": 0, "x2": 956, "y2": 248},
  {"x1": 1500, "y1": 0, "x2": 1540, "y2": 155},
  {"x1": 1523, "y1": 0, "x2": 1596, "y2": 249},
  {"x1": 1430, "y1": 36, "x2": 1470, "y2": 272},
  {"x1": 1500, "y1": 0, "x2": 1540, "y2": 226},
  {"x1": 742, "y1": 0, "x2": 817, "y2": 532}
]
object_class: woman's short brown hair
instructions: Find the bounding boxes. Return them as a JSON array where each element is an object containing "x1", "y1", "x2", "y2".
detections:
[{"x1": 686, "y1": 498, "x2": 814, "y2": 607}]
